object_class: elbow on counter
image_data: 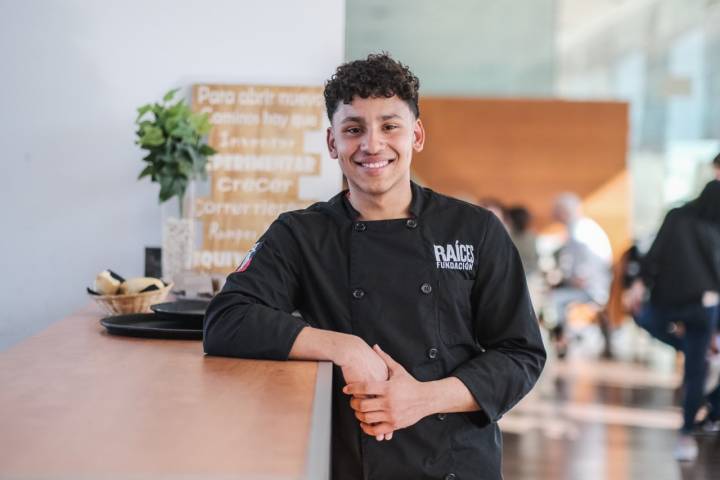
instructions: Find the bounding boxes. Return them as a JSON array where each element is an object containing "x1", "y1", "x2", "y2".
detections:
[
  {"x1": 202, "y1": 295, "x2": 305, "y2": 361},
  {"x1": 202, "y1": 295, "x2": 252, "y2": 358}
]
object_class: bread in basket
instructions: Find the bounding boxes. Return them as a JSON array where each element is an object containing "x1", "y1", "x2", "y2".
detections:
[
  {"x1": 88, "y1": 270, "x2": 173, "y2": 315},
  {"x1": 90, "y1": 283, "x2": 173, "y2": 315}
]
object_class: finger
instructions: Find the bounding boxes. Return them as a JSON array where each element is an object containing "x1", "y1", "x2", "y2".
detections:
[
  {"x1": 343, "y1": 381, "x2": 387, "y2": 396},
  {"x1": 349, "y1": 397, "x2": 384, "y2": 413},
  {"x1": 373, "y1": 344, "x2": 405, "y2": 374},
  {"x1": 360, "y1": 421, "x2": 394, "y2": 437},
  {"x1": 385, "y1": 432, "x2": 393, "y2": 440},
  {"x1": 355, "y1": 410, "x2": 386, "y2": 424}
]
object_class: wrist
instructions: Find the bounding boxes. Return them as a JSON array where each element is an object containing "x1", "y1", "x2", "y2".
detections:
[
  {"x1": 422, "y1": 377, "x2": 479, "y2": 415},
  {"x1": 289, "y1": 327, "x2": 360, "y2": 364},
  {"x1": 420, "y1": 380, "x2": 443, "y2": 416},
  {"x1": 325, "y1": 330, "x2": 362, "y2": 367}
]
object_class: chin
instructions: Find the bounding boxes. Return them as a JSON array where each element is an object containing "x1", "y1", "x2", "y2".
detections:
[{"x1": 351, "y1": 177, "x2": 400, "y2": 196}]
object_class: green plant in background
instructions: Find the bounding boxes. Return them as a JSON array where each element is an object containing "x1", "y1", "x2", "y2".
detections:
[{"x1": 135, "y1": 88, "x2": 216, "y2": 216}]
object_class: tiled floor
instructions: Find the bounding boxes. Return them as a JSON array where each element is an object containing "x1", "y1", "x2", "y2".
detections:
[{"x1": 501, "y1": 356, "x2": 720, "y2": 480}]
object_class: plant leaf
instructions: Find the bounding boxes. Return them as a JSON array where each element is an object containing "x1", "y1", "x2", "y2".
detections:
[
  {"x1": 163, "y1": 88, "x2": 180, "y2": 103},
  {"x1": 135, "y1": 104, "x2": 152, "y2": 122},
  {"x1": 199, "y1": 144, "x2": 216, "y2": 156},
  {"x1": 190, "y1": 112, "x2": 213, "y2": 136},
  {"x1": 177, "y1": 157, "x2": 193, "y2": 178},
  {"x1": 139, "y1": 125, "x2": 165, "y2": 147},
  {"x1": 138, "y1": 164, "x2": 154, "y2": 180}
]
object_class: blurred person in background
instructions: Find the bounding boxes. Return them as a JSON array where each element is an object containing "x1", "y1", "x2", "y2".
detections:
[
  {"x1": 507, "y1": 205, "x2": 545, "y2": 327},
  {"x1": 507, "y1": 205, "x2": 539, "y2": 275},
  {"x1": 713, "y1": 152, "x2": 720, "y2": 180},
  {"x1": 625, "y1": 180, "x2": 720, "y2": 462},
  {"x1": 478, "y1": 197, "x2": 507, "y2": 230},
  {"x1": 545, "y1": 193, "x2": 613, "y2": 358}
]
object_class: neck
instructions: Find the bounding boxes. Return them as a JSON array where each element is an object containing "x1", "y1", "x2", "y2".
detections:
[{"x1": 347, "y1": 183, "x2": 413, "y2": 221}]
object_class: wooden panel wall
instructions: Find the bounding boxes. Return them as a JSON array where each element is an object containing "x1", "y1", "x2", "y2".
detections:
[{"x1": 412, "y1": 97, "x2": 630, "y2": 259}]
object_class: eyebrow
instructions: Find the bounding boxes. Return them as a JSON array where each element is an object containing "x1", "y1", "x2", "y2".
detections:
[{"x1": 339, "y1": 114, "x2": 403, "y2": 124}]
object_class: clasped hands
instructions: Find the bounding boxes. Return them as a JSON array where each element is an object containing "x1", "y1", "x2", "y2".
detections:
[{"x1": 339, "y1": 342, "x2": 430, "y2": 442}]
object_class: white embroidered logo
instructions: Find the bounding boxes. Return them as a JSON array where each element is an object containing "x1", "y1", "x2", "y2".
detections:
[{"x1": 434, "y1": 242, "x2": 474, "y2": 271}]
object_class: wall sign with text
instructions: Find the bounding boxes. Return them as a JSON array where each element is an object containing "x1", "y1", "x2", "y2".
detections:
[{"x1": 192, "y1": 84, "x2": 341, "y2": 274}]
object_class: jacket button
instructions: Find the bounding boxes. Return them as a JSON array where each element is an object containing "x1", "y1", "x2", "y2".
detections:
[
  {"x1": 354, "y1": 222, "x2": 366, "y2": 232},
  {"x1": 406, "y1": 218, "x2": 418, "y2": 229},
  {"x1": 428, "y1": 347, "x2": 439, "y2": 359},
  {"x1": 420, "y1": 282, "x2": 432, "y2": 294},
  {"x1": 437, "y1": 413, "x2": 446, "y2": 421},
  {"x1": 352, "y1": 289, "x2": 365, "y2": 299},
  {"x1": 444, "y1": 474, "x2": 456, "y2": 480}
]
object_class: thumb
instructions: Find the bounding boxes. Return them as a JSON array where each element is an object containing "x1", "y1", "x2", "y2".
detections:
[{"x1": 373, "y1": 344, "x2": 405, "y2": 375}]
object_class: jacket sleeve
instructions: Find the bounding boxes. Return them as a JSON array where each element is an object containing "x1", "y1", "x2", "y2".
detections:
[
  {"x1": 203, "y1": 215, "x2": 307, "y2": 360},
  {"x1": 450, "y1": 213, "x2": 546, "y2": 422}
]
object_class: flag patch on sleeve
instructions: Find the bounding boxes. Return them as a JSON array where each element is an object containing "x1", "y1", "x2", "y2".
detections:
[{"x1": 236, "y1": 242, "x2": 263, "y2": 272}]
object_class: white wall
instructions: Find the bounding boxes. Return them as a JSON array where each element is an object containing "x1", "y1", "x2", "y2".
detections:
[{"x1": 0, "y1": 0, "x2": 345, "y2": 350}]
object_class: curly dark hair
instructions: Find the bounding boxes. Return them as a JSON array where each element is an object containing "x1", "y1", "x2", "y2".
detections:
[{"x1": 324, "y1": 53, "x2": 420, "y2": 122}]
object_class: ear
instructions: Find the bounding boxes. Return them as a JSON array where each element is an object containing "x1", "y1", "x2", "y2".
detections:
[
  {"x1": 412, "y1": 119, "x2": 425, "y2": 153},
  {"x1": 326, "y1": 126, "x2": 338, "y2": 159}
]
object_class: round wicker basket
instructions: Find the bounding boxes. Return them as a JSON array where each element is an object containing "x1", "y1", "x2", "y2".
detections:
[{"x1": 91, "y1": 283, "x2": 173, "y2": 316}]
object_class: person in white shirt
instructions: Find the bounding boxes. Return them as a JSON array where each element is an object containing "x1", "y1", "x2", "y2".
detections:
[{"x1": 546, "y1": 192, "x2": 613, "y2": 357}]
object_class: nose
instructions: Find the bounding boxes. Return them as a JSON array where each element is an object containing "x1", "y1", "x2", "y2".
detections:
[{"x1": 361, "y1": 127, "x2": 384, "y2": 154}]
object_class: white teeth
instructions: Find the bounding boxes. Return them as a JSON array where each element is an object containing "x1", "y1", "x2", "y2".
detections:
[{"x1": 360, "y1": 160, "x2": 389, "y2": 169}]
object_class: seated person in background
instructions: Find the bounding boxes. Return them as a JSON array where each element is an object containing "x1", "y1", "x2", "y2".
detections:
[{"x1": 545, "y1": 193, "x2": 612, "y2": 357}]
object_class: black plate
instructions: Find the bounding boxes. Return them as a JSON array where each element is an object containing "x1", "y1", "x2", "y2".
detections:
[
  {"x1": 150, "y1": 299, "x2": 210, "y2": 319},
  {"x1": 100, "y1": 313, "x2": 203, "y2": 340}
]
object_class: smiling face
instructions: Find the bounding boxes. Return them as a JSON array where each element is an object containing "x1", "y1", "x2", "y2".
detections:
[{"x1": 327, "y1": 95, "x2": 425, "y2": 200}]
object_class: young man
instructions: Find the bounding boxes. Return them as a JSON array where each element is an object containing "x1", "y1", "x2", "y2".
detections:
[{"x1": 204, "y1": 54, "x2": 546, "y2": 480}]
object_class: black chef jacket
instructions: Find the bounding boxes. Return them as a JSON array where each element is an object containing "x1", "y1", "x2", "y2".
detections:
[{"x1": 204, "y1": 182, "x2": 546, "y2": 480}]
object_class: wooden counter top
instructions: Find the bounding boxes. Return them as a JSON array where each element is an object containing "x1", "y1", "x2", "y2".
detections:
[{"x1": 0, "y1": 305, "x2": 331, "y2": 479}]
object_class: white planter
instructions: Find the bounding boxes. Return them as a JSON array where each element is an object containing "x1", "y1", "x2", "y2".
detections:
[
  {"x1": 162, "y1": 217, "x2": 194, "y2": 283},
  {"x1": 160, "y1": 181, "x2": 196, "y2": 284}
]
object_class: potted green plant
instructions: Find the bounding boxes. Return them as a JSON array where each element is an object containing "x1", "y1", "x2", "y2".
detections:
[
  {"x1": 135, "y1": 88, "x2": 215, "y2": 215},
  {"x1": 135, "y1": 88, "x2": 216, "y2": 282}
]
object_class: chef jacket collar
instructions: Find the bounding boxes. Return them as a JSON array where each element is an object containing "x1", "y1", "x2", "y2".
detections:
[{"x1": 336, "y1": 181, "x2": 427, "y2": 221}]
